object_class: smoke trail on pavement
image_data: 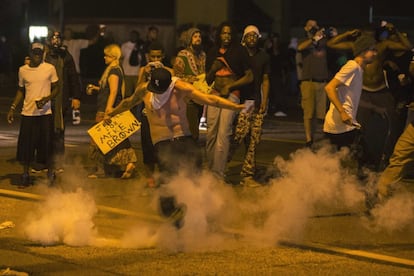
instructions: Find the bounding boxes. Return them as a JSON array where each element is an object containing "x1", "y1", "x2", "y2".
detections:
[{"x1": 22, "y1": 144, "x2": 414, "y2": 250}]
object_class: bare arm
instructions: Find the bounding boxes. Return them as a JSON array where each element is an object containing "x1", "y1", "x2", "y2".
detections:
[
  {"x1": 206, "y1": 59, "x2": 223, "y2": 84},
  {"x1": 260, "y1": 74, "x2": 270, "y2": 113},
  {"x1": 384, "y1": 34, "x2": 412, "y2": 52},
  {"x1": 325, "y1": 78, "x2": 352, "y2": 125},
  {"x1": 105, "y1": 74, "x2": 119, "y2": 114},
  {"x1": 385, "y1": 23, "x2": 412, "y2": 51},
  {"x1": 108, "y1": 82, "x2": 147, "y2": 116},
  {"x1": 298, "y1": 29, "x2": 327, "y2": 51},
  {"x1": 136, "y1": 67, "x2": 149, "y2": 87},
  {"x1": 175, "y1": 80, "x2": 244, "y2": 111},
  {"x1": 50, "y1": 82, "x2": 59, "y2": 100},
  {"x1": 137, "y1": 64, "x2": 174, "y2": 87},
  {"x1": 297, "y1": 38, "x2": 313, "y2": 51},
  {"x1": 221, "y1": 69, "x2": 254, "y2": 96},
  {"x1": 7, "y1": 87, "x2": 24, "y2": 124},
  {"x1": 229, "y1": 69, "x2": 253, "y2": 90},
  {"x1": 327, "y1": 29, "x2": 359, "y2": 51}
]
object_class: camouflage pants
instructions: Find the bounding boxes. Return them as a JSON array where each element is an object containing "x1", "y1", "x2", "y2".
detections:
[{"x1": 233, "y1": 111, "x2": 264, "y2": 177}]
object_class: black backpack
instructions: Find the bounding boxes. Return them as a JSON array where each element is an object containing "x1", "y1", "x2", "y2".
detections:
[{"x1": 129, "y1": 44, "x2": 142, "y2": 66}]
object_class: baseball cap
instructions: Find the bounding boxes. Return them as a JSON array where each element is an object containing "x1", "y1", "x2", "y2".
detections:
[
  {"x1": 148, "y1": 68, "x2": 172, "y2": 94},
  {"x1": 31, "y1": 42, "x2": 44, "y2": 55}
]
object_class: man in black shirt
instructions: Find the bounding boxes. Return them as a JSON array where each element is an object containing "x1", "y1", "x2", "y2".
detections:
[
  {"x1": 234, "y1": 25, "x2": 270, "y2": 187},
  {"x1": 205, "y1": 21, "x2": 253, "y2": 179}
]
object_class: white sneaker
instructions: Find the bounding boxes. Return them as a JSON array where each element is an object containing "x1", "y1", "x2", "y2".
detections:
[
  {"x1": 274, "y1": 111, "x2": 287, "y2": 117},
  {"x1": 56, "y1": 168, "x2": 64, "y2": 174},
  {"x1": 31, "y1": 168, "x2": 47, "y2": 173},
  {"x1": 199, "y1": 122, "x2": 207, "y2": 130}
]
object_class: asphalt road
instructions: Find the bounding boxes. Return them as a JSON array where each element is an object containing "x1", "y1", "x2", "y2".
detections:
[{"x1": 1, "y1": 96, "x2": 414, "y2": 275}]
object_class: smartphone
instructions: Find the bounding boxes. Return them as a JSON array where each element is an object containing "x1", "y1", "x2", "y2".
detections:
[{"x1": 243, "y1": 100, "x2": 255, "y2": 113}]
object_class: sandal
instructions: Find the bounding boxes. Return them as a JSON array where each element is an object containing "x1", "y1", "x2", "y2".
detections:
[{"x1": 121, "y1": 163, "x2": 136, "y2": 179}]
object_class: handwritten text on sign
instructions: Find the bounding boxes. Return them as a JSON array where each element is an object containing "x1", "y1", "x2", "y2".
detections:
[{"x1": 87, "y1": 110, "x2": 141, "y2": 154}]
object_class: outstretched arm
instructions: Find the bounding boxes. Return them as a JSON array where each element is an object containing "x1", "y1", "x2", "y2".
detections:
[
  {"x1": 327, "y1": 29, "x2": 359, "y2": 51},
  {"x1": 175, "y1": 80, "x2": 244, "y2": 111},
  {"x1": 108, "y1": 82, "x2": 147, "y2": 116}
]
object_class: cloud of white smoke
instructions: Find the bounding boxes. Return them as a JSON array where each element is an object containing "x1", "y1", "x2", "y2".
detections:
[
  {"x1": 24, "y1": 187, "x2": 98, "y2": 246},
  {"x1": 140, "y1": 146, "x2": 368, "y2": 251},
  {"x1": 22, "y1": 144, "x2": 414, "y2": 251},
  {"x1": 365, "y1": 192, "x2": 414, "y2": 233}
]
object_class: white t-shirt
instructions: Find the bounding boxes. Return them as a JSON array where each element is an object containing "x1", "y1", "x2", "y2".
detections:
[
  {"x1": 323, "y1": 60, "x2": 363, "y2": 134},
  {"x1": 18, "y1": 62, "x2": 59, "y2": 116},
  {"x1": 63, "y1": 39, "x2": 89, "y2": 73},
  {"x1": 121, "y1": 41, "x2": 141, "y2": 76}
]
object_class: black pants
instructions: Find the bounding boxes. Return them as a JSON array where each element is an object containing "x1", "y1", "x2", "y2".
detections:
[
  {"x1": 154, "y1": 136, "x2": 202, "y2": 217},
  {"x1": 186, "y1": 100, "x2": 203, "y2": 141},
  {"x1": 325, "y1": 129, "x2": 359, "y2": 151},
  {"x1": 357, "y1": 89, "x2": 398, "y2": 171},
  {"x1": 154, "y1": 136, "x2": 202, "y2": 179}
]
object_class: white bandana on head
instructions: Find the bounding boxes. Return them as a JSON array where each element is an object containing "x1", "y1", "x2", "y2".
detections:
[{"x1": 150, "y1": 77, "x2": 179, "y2": 110}]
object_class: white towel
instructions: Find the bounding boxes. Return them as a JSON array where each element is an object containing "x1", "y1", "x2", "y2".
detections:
[{"x1": 150, "y1": 77, "x2": 178, "y2": 110}]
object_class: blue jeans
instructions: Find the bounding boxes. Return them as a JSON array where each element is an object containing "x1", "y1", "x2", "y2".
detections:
[{"x1": 206, "y1": 93, "x2": 239, "y2": 177}]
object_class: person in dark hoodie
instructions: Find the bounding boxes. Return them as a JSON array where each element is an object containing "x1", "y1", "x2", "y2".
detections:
[{"x1": 44, "y1": 31, "x2": 82, "y2": 173}]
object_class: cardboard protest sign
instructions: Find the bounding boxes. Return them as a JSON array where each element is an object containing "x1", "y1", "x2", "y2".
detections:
[{"x1": 87, "y1": 110, "x2": 141, "y2": 154}]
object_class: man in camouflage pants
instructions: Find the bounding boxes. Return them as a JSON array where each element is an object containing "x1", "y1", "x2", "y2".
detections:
[{"x1": 234, "y1": 25, "x2": 270, "y2": 187}]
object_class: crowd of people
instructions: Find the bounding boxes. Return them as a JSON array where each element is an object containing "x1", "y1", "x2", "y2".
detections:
[{"x1": 5, "y1": 19, "x2": 414, "y2": 225}]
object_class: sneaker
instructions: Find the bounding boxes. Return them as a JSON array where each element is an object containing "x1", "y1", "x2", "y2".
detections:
[
  {"x1": 121, "y1": 163, "x2": 136, "y2": 179},
  {"x1": 305, "y1": 140, "x2": 313, "y2": 148},
  {"x1": 56, "y1": 168, "x2": 64, "y2": 174},
  {"x1": 365, "y1": 190, "x2": 384, "y2": 215},
  {"x1": 20, "y1": 173, "x2": 31, "y2": 187},
  {"x1": 87, "y1": 173, "x2": 98, "y2": 179},
  {"x1": 240, "y1": 176, "x2": 261, "y2": 187},
  {"x1": 87, "y1": 167, "x2": 104, "y2": 179},
  {"x1": 199, "y1": 122, "x2": 207, "y2": 130},
  {"x1": 274, "y1": 111, "x2": 287, "y2": 117},
  {"x1": 47, "y1": 171, "x2": 56, "y2": 186},
  {"x1": 31, "y1": 168, "x2": 47, "y2": 174}
]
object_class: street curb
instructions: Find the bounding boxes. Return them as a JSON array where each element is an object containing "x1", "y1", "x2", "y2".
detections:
[
  {"x1": 279, "y1": 241, "x2": 414, "y2": 269},
  {"x1": 0, "y1": 188, "x2": 163, "y2": 223}
]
